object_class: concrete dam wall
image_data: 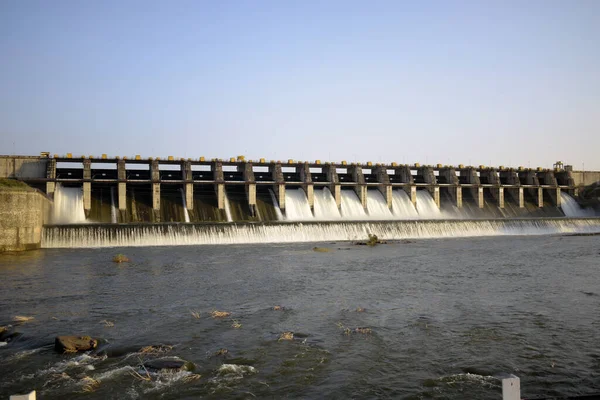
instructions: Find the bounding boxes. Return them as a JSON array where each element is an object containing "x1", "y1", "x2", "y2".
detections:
[
  {"x1": 0, "y1": 183, "x2": 51, "y2": 251},
  {"x1": 1, "y1": 154, "x2": 598, "y2": 225}
]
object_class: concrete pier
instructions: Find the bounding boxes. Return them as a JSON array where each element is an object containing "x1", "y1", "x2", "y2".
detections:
[
  {"x1": 375, "y1": 165, "x2": 392, "y2": 209},
  {"x1": 349, "y1": 165, "x2": 367, "y2": 210}
]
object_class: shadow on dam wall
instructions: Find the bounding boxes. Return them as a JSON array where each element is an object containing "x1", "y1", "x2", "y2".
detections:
[{"x1": 87, "y1": 184, "x2": 280, "y2": 223}]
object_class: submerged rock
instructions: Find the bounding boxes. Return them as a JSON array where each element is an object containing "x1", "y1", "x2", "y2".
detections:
[
  {"x1": 55, "y1": 336, "x2": 99, "y2": 353},
  {"x1": 143, "y1": 357, "x2": 195, "y2": 373},
  {"x1": 312, "y1": 247, "x2": 332, "y2": 253}
]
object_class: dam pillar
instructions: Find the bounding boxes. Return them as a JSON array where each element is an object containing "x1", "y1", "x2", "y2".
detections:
[
  {"x1": 404, "y1": 185, "x2": 417, "y2": 207},
  {"x1": 375, "y1": 165, "x2": 392, "y2": 209},
  {"x1": 456, "y1": 187, "x2": 463, "y2": 208},
  {"x1": 324, "y1": 164, "x2": 341, "y2": 209},
  {"x1": 83, "y1": 159, "x2": 92, "y2": 218},
  {"x1": 349, "y1": 165, "x2": 367, "y2": 210},
  {"x1": 270, "y1": 162, "x2": 285, "y2": 211},
  {"x1": 241, "y1": 161, "x2": 256, "y2": 217},
  {"x1": 433, "y1": 186, "x2": 440, "y2": 208},
  {"x1": 117, "y1": 159, "x2": 128, "y2": 221},
  {"x1": 518, "y1": 187, "x2": 524, "y2": 208},
  {"x1": 182, "y1": 161, "x2": 194, "y2": 212},
  {"x1": 439, "y1": 166, "x2": 459, "y2": 207},
  {"x1": 300, "y1": 163, "x2": 314, "y2": 211},
  {"x1": 213, "y1": 160, "x2": 225, "y2": 210},
  {"x1": 216, "y1": 183, "x2": 225, "y2": 210},
  {"x1": 555, "y1": 188, "x2": 561, "y2": 207},
  {"x1": 461, "y1": 167, "x2": 482, "y2": 208},
  {"x1": 46, "y1": 158, "x2": 56, "y2": 198},
  {"x1": 477, "y1": 187, "x2": 484, "y2": 208},
  {"x1": 498, "y1": 187, "x2": 505, "y2": 208},
  {"x1": 537, "y1": 187, "x2": 543, "y2": 208},
  {"x1": 151, "y1": 159, "x2": 161, "y2": 222}
]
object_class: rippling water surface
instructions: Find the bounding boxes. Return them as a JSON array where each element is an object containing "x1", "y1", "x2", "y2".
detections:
[{"x1": 1, "y1": 234, "x2": 599, "y2": 399}]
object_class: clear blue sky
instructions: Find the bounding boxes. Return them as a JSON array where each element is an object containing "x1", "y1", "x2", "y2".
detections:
[{"x1": 1, "y1": 0, "x2": 599, "y2": 169}]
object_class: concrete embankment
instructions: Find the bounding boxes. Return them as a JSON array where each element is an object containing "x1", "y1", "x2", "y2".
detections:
[{"x1": 0, "y1": 180, "x2": 51, "y2": 252}]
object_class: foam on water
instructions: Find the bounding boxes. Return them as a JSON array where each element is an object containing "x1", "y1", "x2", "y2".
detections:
[{"x1": 42, "y1": 218, "x2": 600, "y2": 248}]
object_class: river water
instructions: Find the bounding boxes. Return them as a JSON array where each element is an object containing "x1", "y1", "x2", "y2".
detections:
[{"x1": 1, "y1": 234, "x2": 600, "y2": 399}]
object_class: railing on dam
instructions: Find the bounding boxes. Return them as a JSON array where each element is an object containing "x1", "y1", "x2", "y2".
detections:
[{"x1": 1, "y1": 154, "x2": 596, "y2": 223}]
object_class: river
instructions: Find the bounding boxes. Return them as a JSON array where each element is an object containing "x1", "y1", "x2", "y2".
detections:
[{"x1": 1, "y1": 234, "x2": 599, "y2": 399}]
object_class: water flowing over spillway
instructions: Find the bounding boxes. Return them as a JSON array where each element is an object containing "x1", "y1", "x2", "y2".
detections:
[
  {"x1": 366, "y1": 190, "x2": 394, "y2": 219},
  {"x1": 313, "y1": 188, "x2": 342, "y2": 220},
  {"x1": 284, "y1": 188, "x2": 314, "y2": 220},
  {"x1": 42, "y1": 218, "x2": 600, "y2": 248},
  {"x1": 179, "y1": 188, "x2": 191, "y2": 223},
  {"x1": 52, "y1": 184, "x2": 87, "y2": 224},
  {"x1": 268, "y1": 189, "x2": 283, "y2": 221},
  {"x1": 392, "y1": 190, "x2": 419, "y2": 219},
  {"x1": 560, "y1": 192, "x2": 595, "y2": 217},
  {"x1": 416, "y1": 190, "x2": 443, "y2": 219},
  {"x1": 340, "y1": 190, "x2": 367, "y2": 219},
  {"x1": 110, "y1": 186, "x2": 117, "y2": 224}
]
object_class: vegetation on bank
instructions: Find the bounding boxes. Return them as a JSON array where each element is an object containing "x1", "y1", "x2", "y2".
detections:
[
  {"x1": 112, "y1": 254, "x2": 130, "y2": 263},
  {"x1": 0, "y1": 178, "x2": 33, "y2": 190}
]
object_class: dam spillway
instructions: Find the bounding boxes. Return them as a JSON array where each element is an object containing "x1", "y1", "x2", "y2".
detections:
[
  {"x1": 3, "y1": 154, "x2": 597, "y2": 224},
  {"x1": 42, "y1": 218, "x2": 600, "y2": 248}
]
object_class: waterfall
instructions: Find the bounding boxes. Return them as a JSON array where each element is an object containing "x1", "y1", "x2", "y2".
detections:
[
  {"x1": 110, "y1": 186, "x2": 118, "y2": 224},
  {"x1": 366, "y1": 190, "x2": 394, "y2": 220},
  {"x1": 52, "y1": 184, "x2": 87, "y2": 224},
  {"x1": 560, "y1": 192, "x2": 595, "y2": 217},
  {"x1": 416, "y1": 191, "x2": 442, "y2": 219},
  {"x1": 314, "y1": 188, "x2": 341, "y2": 220},
  {"x1": 284, "y1": 188, "x2": 314, "y2": 220},
  {"x1": 392, "y1": 190, "x2": 419, "y2": 219},
  {"x1": 224, "y1": 190, "x2": 233, "y2": 222},
  {"x1": 42, "y1": 218, "x2": 600, "y2": 249},
  {"x1": 179, "y1": 188, "x2": 191, "y2": 223},
  {"x1": 268, "y1": 189, "x2": 283, "y2": 221},
  {"x1": 340, "y1": 190, "x2": 367, "y2": 219}
]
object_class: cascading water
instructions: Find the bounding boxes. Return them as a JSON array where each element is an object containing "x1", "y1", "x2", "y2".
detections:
[
  {"x1": 110, "y1": 186, "x2": 118, "y2": 224},
  {"x1": 284, "y1": 188, "x2": 314, "y2": 220},
  {"x1": 340, "y1": 190, "x2": 367, "y2": 219},
  {"x1": 560, "y1": 192, "x2": 595, "y2": 217},
  {"x1": 42, "y1": 218, "x2": 600, "y2": 248},
  {"x1": 313, "y1": 188, "x2": 341, "y2": 220},
  {"x1": 416, "y1": 191, "x2": 443, "y2": 219},
  {"x1": 52, "y1": 184, "x2": 87, "y2": 224},
  {"x1": 366, "y1": 190, "x2": 393, "y2": 220},
  {"x1": 224, "y1": 191, "x2": 233, "y2": 222},
  {"x1": 268, "y1": 189, "x2": 283, "y2": 221},
  {"x1": 179, "y1": 188, "x2": 191, "y2": 223},
  {"x1": 392, "y1": 190, "x2": 419, "y2": 219}
]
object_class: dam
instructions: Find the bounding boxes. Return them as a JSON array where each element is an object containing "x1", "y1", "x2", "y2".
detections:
[{"x1": 1, "y1": 153, "x2": 599, "y2": 249}]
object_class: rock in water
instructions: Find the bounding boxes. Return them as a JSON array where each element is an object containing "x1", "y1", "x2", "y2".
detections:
[
  {"x1": 55, "y1": 336, "x2": 99, "y2": 353},
  {"x1": 143, "y1": 357, "x2": 195, "y2": 373}
]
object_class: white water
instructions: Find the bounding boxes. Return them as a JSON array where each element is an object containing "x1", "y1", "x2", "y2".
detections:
[
  {"x1": 179, "y1": 188, "x2": 191, "y2": 223},
  {"x1": 52, "y1": 184, "x2": 87, "y2": 224},
  {"x1": 392, "y1": 190, "x2": 419, "y2": 219},
  {"x1": 268, "y1": 189, "x2": 283, "y2": 221},
  {"x1": 110, "y1": 187, "x2": 117, "y2": 224},
  {"x1": 416, "y1": 191, "x2": 443, "y2": 219},
  {"x1": 223, "y1": 191, "x2": 233, "y2": 222},
  {"x1": 42, "y1": 218, "x2": 600, "y2": 248},
  {"x1": 284, "y1": 188, "x2": 314, "y2": 220},
  {"x1": 340, "y1": 190, "x2": 367, "y2": 219},
  {"x1": 313, "y1": 188, "x2": 342, "y2": 220},
  {"x1": 560, "y1": 192, "x2": 595, "y2": 217},
  {"x1": 366, "y1": 190, "x2": 394, "y2": 220}
]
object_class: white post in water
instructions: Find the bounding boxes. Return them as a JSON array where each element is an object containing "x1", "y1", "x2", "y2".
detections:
[
  {"x1": 10, "y1": 391, "x2": 36, "y2": 400},
  {"x1": 502, "y1": 375, "x2": 520, "y2": 400}
]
